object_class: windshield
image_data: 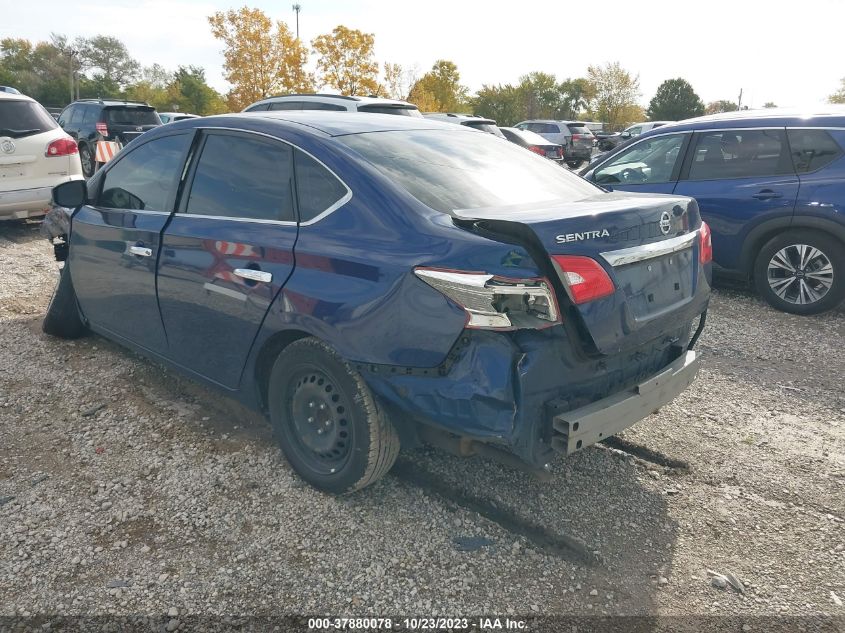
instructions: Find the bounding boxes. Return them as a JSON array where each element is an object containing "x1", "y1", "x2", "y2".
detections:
[
  {"x1": 339, "y1": 129, "x2": 599, "y2": 214},
  {"x1": 104, "y1": 107, "x2": 161, "y2": 126},
  {"x1": 0, "y1": 100, "x2": 58, "y2": 137},
  {"x1": 357, "y1": 105, "x2": 422, "y2": 117}
]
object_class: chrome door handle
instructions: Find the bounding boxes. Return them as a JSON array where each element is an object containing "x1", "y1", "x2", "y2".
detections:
[
  {"x1": 234, "y1": 268, "x2": 272, "y2": 283},
  {"x1": 129, "y1": 246, "x2": 152, "y2": 257}
]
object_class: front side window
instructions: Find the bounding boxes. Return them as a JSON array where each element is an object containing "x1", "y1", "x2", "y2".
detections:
[
  {"x1": 687, "y1": 129, "x2": 791, "y2": 180},
  {"x1": 787, "y1": 129, "x2": 842, "y2": 173},
  {"x1": 594, "y1": 133, "x2": 686, "y2": 185},
  {"x1": 98, "y1": 134, "x2": 191, "y2": 211},
  {"x1": 339, "y1": 129, "x2": 599, "y2": 214},
  {"x1": 185, "y1": 133, "x2": 295, "y2": 222},
  {"x1": 626, "y1": 126, "x2": 643, "y2": 136},
  {"x1": 294, "y1": 150, "x2": 348, "y2": 222}
]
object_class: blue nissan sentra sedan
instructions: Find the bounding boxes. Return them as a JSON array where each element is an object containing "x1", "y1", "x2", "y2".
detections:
[{"x1": 47, "y1": 112, "x2": 711, "y2": 493}]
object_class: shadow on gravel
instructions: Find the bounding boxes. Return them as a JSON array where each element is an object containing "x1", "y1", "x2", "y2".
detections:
[{"x1": 0, "y1": 219, "x2": 44, "y2": 245}]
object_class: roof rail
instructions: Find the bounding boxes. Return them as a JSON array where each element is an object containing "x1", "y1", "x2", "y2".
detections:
[{"x1": 263, "y1": 93, "x2": 362, "y2": 101}]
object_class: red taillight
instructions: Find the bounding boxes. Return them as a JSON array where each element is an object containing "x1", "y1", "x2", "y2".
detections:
[
  {"x1": 45, "y1": 137, "x2": 78, "y2": 157},
  {"x1": 96, "y1": 122, "x2": 108, "y2": 135},
  {"x1": 557, "y1": 147, "x2": 563, "y2": 157},
  {"x1": 699, "y1": 222, "x2": 713, "y2": 264},
  {"x1": 528, "y1": 145, "x2": 546, "y2": 156},
  {"x1": 551, "y1": 255, "x2": 615, "y2": 304}
]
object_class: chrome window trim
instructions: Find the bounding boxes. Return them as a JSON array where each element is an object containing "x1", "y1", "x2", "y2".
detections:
[
  {"x1": 600, "y1": 231, "x2": 698, "y2": 267},
  {"x1": 178, "y1": 125, "x2": 354, "y2": 226}
]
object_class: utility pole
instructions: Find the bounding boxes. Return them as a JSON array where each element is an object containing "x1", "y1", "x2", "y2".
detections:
[
  {"x1": 68, "y1": 49, "x2": 78, "y2": 104},
  {"x1": 292, "y1": 3, "x2": 301, "y2": 39},
  {"x1": 737, "y1": 88, "x2": 743, "y2": 110}
]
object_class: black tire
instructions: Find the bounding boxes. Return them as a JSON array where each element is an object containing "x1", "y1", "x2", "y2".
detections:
[
  {"x1": 42, "y1": 265, "x2": 87, "y2": 338},
  {"x1": 268, "y1": 338, "x2": 400, "y2": 494},
  {"x1": 566, "y1": 160, "x2": 583, "y2": 169},
  {"x1": 753, "y1": 229, "x2": 845, "y2": 315},
  {"x1": 79, "y1": 144, "x2": 95, "y2": 179}
]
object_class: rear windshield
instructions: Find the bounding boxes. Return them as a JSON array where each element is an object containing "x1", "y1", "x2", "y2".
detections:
[
  {"x1": 0, "y1": 100, "x2": 58, "y2": 137},
  {"x1": 339, "y1": 129, "x2": 598, "y2": 213},
  {"x1": 567, "y1": 124, "x2": 594, "y2": 136},
  {"x1": 104, "y1": 107, "x2": 160, "y2": 126},
  {"x1": 507, "y1": 128, "x2": 552, "y2": 146},
  {"x1": 357, "y1": 105, "x2": 422, "y2": 117}
]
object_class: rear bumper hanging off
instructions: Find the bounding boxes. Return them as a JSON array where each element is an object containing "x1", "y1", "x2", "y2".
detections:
[{"x1": 549, "y1": 349, "x2": 700, "y2": 455}]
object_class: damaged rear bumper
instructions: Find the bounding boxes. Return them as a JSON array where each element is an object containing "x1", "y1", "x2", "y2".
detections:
[{"x1": 548, "y1": 350, "x2": 699, "y2": 455}]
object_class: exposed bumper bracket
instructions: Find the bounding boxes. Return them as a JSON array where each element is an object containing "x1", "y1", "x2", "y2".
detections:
[{"x1": 550, "y1": 350, "x2": 699, "y2": 455}]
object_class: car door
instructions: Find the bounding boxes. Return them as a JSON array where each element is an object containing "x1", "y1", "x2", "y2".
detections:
[
  {"x1": 591, "y1": 132, "x2": 691, "y2": 194},
  {"x1": 155, "y1": 130, "x2": 300, "y2": 389},
  {"x1": 68, "y1": 132, "x2": 194, "y2": 352},
  {"x1": 672, "y1": 128, "x2": 798, "y2": 270}
]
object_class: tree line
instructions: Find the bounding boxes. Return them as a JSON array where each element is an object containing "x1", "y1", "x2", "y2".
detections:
[{"x1": 4, "y1": 8, "x2": 843, "y2": 124}]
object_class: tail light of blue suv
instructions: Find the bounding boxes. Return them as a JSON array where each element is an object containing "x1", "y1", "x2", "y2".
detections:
[{"x1": 414, "y1": 268, "x2": 560, "y2": 330}]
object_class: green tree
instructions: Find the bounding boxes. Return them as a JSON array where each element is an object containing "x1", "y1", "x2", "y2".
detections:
[
  {"x1": 312, "y1": 25, "x2": 379, "y2": 95},
  {"x1": 407, "y1": 60, "x2": 468, "y2": 112},
  {"x1": 586, "y1": 61, "x2": 641, "y2": 129},
  {"x1": 705, "y1": 100, "x2": 739, "y2": 114},
  {"x1": 472, "y1": 83, "x2": 524, "y2": 126},
  {"x1": 828, "y1": 78, "x2": 845, "y2": 104},
  {"x1": 762, "y1": 101, "x2": 777, "y2": 108},
  {"x1": 171, "y1": 66, "x2": 227, "y2": 114},
  {"x1": 646, "y1": 78, "x2": 704, "y2": 121},
  {"x1": 76, "y1": 35, "x2": 139, "y2": 91}
]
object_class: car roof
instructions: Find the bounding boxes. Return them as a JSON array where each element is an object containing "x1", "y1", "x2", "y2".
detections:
[
  {"x1": 167, "y1": 111, "x2": 479, "y2": 137},
  {"x1": 643, "y1": 106, "x2": 845, "y2": 135},
  {"x1": 250, "y1": 94, "x2": 416, "y2": 108},
  {"x1": 0, "y1": 91, "x2": 34, "y2": 102},
  {"x1": 518, "y1": 119, "x2": 581, "y2": 124},
  {"x1": 423, "y1": 113, "x2": 496, "y2": 124},
  {"x1": 69, "y1": 99, "x2": 154, "y2": 108}
]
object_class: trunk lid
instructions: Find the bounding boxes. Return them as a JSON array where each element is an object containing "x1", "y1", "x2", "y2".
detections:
[{"x1": 453, "y1": 192, "x2": 709, "y2": 354}]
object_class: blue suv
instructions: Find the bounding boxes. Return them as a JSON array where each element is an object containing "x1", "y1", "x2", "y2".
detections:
[
  {"x1": 581, "y1": 109, "x2": 845, "y2": 315},
  {"x1": 47, "y1": 112, "x2": 710, "y2": 493}
]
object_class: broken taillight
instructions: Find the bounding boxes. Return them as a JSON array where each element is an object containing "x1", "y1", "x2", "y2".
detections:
[
  {"x1": 551, "y1": 255, "x2": 616, "y2": 304},
  {"x1": 414, "y1": 268, "x2": 560, "y2": 330}
]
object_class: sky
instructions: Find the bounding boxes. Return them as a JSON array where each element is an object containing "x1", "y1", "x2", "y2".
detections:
[{"x1": 2, "y1": 0, "x2": 843, "y2": 109}]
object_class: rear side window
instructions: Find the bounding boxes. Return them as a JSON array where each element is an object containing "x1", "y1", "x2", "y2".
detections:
[
  {"x1": 185, "y1": 133, "x2": 295, "y2": 222},
  {"x1": 358, "y1": 105, "x2": 421, "y2": 117},
  {"x1": 98, "y1": 134, "x2": 191, "y2": 211},
  {"x1": 0, "y1": 99, "x2": 58, "y2": 137},
  {"x1": 787, "y1": 129, "x2": 842, "y2": 173},
  {"x1": 294, "y1": 150, "x2": 348, "y2": 222},
  {"x1": 268, "y1": 101, "x2": 304, "y2": 111},
  {"x1": 81, "y1": 106, "x2": 98, "y2": 126},
  {"x1": 69, "y1": 107, "x2": 84, "y2": 126},
  {"x1": 245, "y1": 103, "x2": 271, "y2": 112},
  {"x1": 104, "y1": 107, "x2": 160, "y2": 126},
  {"x1": 300, "y1": 102, "x2": 346, "y2": 111},
  {"x1": 688, "y1": 129, "x2": 791, "y2": 180}
]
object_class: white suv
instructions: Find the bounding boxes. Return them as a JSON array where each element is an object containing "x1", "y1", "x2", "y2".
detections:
[
  {"x1": 0, "y1": 92, "x2": 83, "y2": 220},
  {"x1": 243, "y1": 94, "x2": 422, "y2": 116}
]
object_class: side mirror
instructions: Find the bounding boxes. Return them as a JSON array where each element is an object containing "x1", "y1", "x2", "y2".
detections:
[{"x1": 52, "y1": 179, "x2": 88, "y2": 208}]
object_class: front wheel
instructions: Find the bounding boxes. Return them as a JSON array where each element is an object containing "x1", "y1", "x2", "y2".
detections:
[
  {"x1": 268, "y1": 338, "x2": 400, "y2": 494},
  {"x1": 566, "y1": 159, "x2": 583, "y2": 169},
  {"x1": 753, "y1": 230, "x2": 845, "y2": 315}
]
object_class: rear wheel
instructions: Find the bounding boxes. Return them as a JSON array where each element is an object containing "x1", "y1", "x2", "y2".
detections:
[
  {"x1": 566, "y1": 159, "x2": 583, "y2": 169},
  {"x1": 79, "y1": 144, "x2": 95, "y2": 179},
  {"x1": 268, "y1": 338, "x2": 400, "y2": 494},
  {"x1": 753, "y1": 230, "x2": 845, "y2": 315},
  {"x1": 42, "y1": 264, "x2": 87, "y2": 339}
]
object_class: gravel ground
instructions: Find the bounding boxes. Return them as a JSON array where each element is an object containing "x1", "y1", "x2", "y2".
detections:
[{"x1": 1, "y1": 221, "x2": 843, "y2": 628}]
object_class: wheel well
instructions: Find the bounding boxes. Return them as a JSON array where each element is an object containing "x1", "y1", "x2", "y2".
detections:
[
  {"x1": 742, "y1": 219, "x2": 845, "y2": 278},
  {"x1": 254, "y1": 329, "x2": 311, "y2": 412}
]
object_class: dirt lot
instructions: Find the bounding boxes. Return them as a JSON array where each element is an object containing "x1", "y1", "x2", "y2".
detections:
[{"x1": 1, "y1": 220, "x2": 843, "y2": 628}]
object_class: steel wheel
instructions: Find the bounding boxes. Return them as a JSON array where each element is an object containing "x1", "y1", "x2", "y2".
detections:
[
  {"x1": 287, "y1": 368, "x2": 352, "y2": 475},
  {"x1": 766, "y1": 243, "x2": 833, "y2": 306}
]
